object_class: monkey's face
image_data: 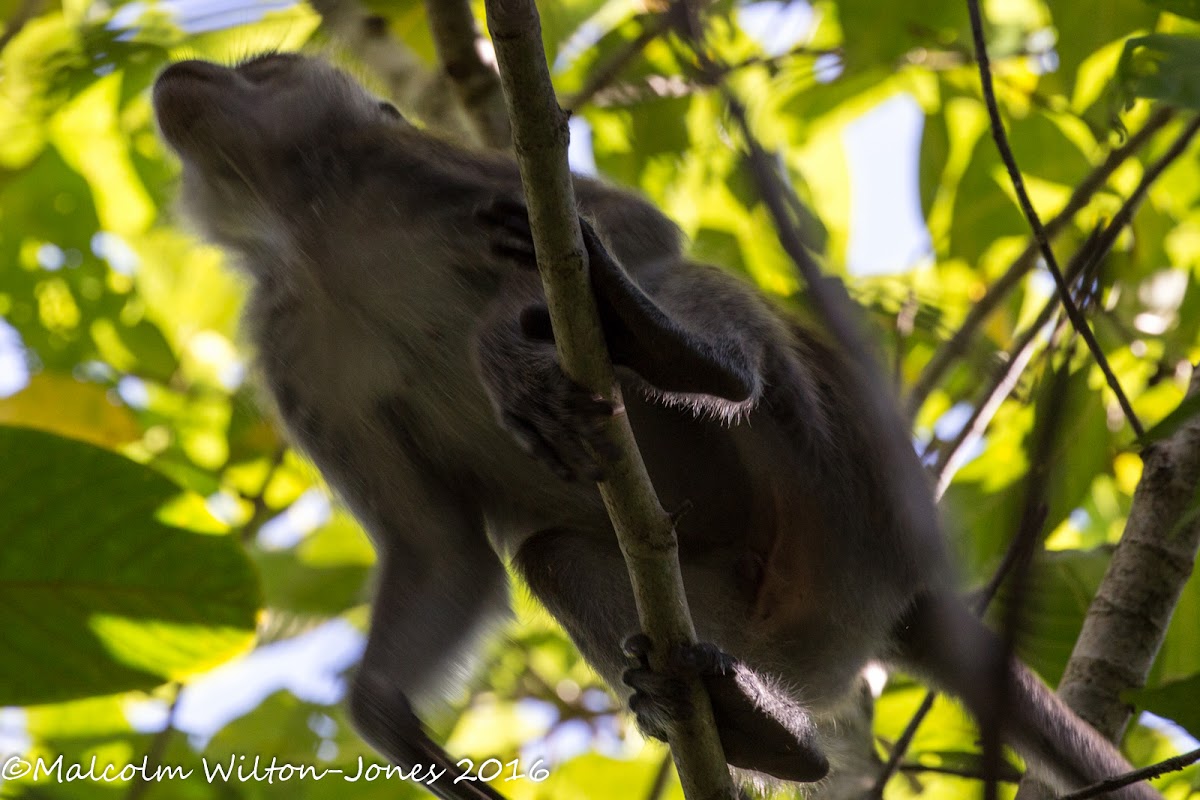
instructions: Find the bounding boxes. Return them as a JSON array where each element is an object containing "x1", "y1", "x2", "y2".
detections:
[{"x1": 152, "y1": 54, "x2": 405, "y2": 255}]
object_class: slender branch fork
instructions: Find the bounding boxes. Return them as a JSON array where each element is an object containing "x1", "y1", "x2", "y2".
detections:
[
  {"x1": 965, "y1": 0, "x2": 1144, "y2": 437},
  {"x1": 927, "y1": 112, "x2": 1200, "y2": 493},
  {"x1": 905, "y1": 106, "x2": 1174, "y2": 419}
]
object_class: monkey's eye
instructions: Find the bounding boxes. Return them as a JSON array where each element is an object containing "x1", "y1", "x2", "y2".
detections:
[{"x1": 378, "y1": 101, "x2": 402, "y2": 120}]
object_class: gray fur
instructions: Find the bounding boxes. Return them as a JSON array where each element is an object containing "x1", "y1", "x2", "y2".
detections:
[{"x1": 153, "y1": 53, "x2": 1160, "y2": 799}]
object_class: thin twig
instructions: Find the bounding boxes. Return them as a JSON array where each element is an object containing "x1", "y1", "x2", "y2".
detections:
[
  {"x1": 906, "y1": 107, "x2": 1174, "y2": 419},
  {"x1": 988, "y1": 340, "x2": 1075, "y2": 799},
  {"x1": 868, "y1": 497, "x2": 1050, "y2": 797},
  {"x1": 125, "y1": 685, "x2": 182, "y2": 800},
  {"x1": 564, "y1": 11, "x2": 677, "y2": 113},
  {"x1": 899, "y1": 760, "x2": 1023, "y2": 782},
  {"x1": 965, "y1": 0, "x2": 1143, "y2": 437},
  {"x1": 869, "y1": 690, "x2": 937, "y2": 797},
  {"x1": 588, "y1": 42, "x2": 842, "y2": 109},
  {"x1": 929, "y1": 111, "x2": 1199, "y2": 489},
  {"x1": 645, "y1": 752, "x2": 676, "y2": 800},
  {"x1": 1056, "y1": 746, "x2": 1200, "y2": 800},
  {"x1": 1072, "y1": 114, "x2": 1200, "y2": 282}
]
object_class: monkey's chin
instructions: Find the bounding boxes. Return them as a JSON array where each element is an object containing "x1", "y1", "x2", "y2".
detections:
[{"x1": 152, "y1": 60, "x2": 236, "y2": 157}]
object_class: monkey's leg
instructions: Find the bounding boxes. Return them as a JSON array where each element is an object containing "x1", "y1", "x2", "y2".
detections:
[
  {"x1": 513, "y1": 528, "x2": 830, "y2": 784},
  {"x1": 478, "y1": 197, "x2": 762, "y2": 403},
  {"x1": 345, "y1": 470, "x2": 511, "y2": 800}
]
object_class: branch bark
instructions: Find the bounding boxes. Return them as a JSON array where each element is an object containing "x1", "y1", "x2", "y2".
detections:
[
  {"x1": 481, "y1": 2, "x2": 735, "y2": 798},
  {"x1": 1057, "y1": 365, "x2": 1200, "y2": 738}
]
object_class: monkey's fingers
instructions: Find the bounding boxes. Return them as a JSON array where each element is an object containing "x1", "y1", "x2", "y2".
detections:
[
  {"x1": 500, "y1": 403, "x2": 611, "y2": 483},
  {"x1": 501, "y1": 411, "x2": 578, "y2": 481},
  {"x1": 621, "y1": 632, "x2": 653, "y2": 665},
  {"x1": 623, "y1": 664, "x2": 689, "y2": 742},
  {"x1": 518, "y1": 305, "x2": 553, "y2": 342}
]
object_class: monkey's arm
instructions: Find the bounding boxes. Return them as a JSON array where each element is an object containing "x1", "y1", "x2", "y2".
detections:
[{"x1": 343, "y1": 457, "x2": 509, "y2": 800}]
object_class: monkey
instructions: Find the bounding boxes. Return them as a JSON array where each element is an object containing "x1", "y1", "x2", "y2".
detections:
[{"x1": 151, "y1": 52, "x2": 1165, "y2": 799}]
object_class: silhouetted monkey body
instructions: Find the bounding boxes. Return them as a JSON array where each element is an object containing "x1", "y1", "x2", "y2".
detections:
[{"x1": 153, "y1": 53, "x2": 1161, "y2": 800}]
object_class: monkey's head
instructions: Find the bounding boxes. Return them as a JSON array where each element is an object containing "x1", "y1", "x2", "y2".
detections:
[{"x1": 152, "y1": 53, "x2": 406, "y2": 259}]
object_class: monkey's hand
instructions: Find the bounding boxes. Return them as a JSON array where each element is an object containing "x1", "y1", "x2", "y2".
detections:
[
  {"x1": 481, "y1": 335, "x2": 618, "y2": 483},
  {"x1": 472, "y1": 231, "x2": 618, "y2": 481},
  {"x1": 622, "y1": 634, "x2": 830, "y2": 784}
]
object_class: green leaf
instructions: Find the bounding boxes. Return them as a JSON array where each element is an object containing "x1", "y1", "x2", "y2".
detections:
[
  {"x1": 1117, "y1": 34, "x2": 1200, "y2": 108},
  {"x1": 1142, "y1": 0, "x2": 1200, "y2": 21},
  {"x1": 1128, "y1": 674, "x2": 1200, "y2": 732},
  {"x1": 0, "y1": 425, "x2": 260, "y2": 705},
  {"x1": 990, "y1": 549, "x2": 1112, "y2": 685},
  {"x1": 1050, "y1": 0, "x2": 1159, "y2": 98},
  {"x1": 1137, "y1": 391, "x2": 1200, "y2": 447},
  {"x1": 253, "y1": 514, "x2": 373, "y2": 616}
]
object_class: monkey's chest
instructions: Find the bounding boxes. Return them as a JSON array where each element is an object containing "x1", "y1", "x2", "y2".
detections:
[{"x1": 256, "y1": 297, "x2": 501, "y2": 470}]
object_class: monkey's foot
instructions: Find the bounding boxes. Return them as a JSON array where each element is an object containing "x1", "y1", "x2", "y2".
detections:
[{"x1": 622, "y1": 634, "x2": 830, "y2": 783}]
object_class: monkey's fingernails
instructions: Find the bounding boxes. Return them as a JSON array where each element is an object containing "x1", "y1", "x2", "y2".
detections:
[
  {"x1": 569, "y1": 393, "x2": 613, "y2": 416},
  {"x1": 674, "y1": 642, "x2": 736, "y2": 675}
]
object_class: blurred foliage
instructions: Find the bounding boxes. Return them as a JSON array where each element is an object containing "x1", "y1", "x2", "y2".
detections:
[{"x1": 0, "y1": 0, "x2": 1198, "y2": 798}]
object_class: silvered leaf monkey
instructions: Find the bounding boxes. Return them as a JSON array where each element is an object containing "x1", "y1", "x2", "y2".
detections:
[{"x1": 152, "y1": 52, "x2": 1162, "y2": 799}]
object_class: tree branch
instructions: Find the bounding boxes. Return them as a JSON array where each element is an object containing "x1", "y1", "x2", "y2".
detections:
[
  {"x1": 965, "y1": 0, "x2": 1143, "y2": 437},
  {"x1": 563, "y1": 11, "x2": 676, "y2": 113},
  {"x1": 929, "y1": 112, "x2": 1200, "y2": 493},
  {"x1": 1057, "y1": 747, "x2": 1200, "y2": 800},
  {"x1": 423, "y1": 0, "x2": 511, "y2": 149},
  {"x1": 481, "y1": 2, "x2": 734, "y2": 798},
  {"x1": 1055, "y1": 364, "x2": 1200, "y2": 737}
]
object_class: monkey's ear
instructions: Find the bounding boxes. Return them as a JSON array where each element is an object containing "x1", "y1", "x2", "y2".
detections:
[{"x1": 581, "y1": 220, "x2": 756, "y2": 403}]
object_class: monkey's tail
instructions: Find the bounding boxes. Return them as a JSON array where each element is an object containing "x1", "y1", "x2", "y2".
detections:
[{"x1": 895, "y1": 592, "x2": 1162, "y2": 800}]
